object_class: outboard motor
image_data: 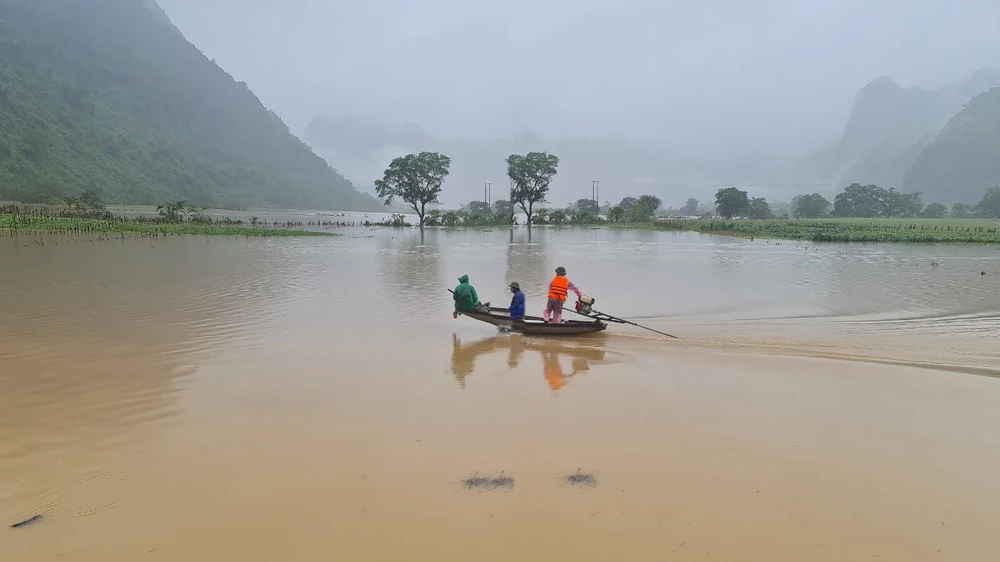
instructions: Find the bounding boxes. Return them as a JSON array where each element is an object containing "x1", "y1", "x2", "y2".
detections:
[{"x1": 575, "y1": 295, "x2": 595, "y2": 315}]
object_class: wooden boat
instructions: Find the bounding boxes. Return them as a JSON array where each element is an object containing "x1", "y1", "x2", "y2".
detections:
[{"x1": 460, "y1": 306, "x2": 607, "y2": 336}]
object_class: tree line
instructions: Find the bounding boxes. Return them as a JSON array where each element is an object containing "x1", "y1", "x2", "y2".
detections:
[
  {"x1": 373, "y1": 151, "x2": 663, "y2": 227},
  {"x1": 374, "y1": 150, "x2": 1000, "y2": 227},
  {"x1": 687, "y1": 184, "x2": 1000, "y2": 220},
  {"x1": 432, "y1": 194, "x2": 663, "y2": 227}
]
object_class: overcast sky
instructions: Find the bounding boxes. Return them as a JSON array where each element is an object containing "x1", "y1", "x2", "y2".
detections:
[{"x1": 159, "y1": 0, "x2": 1000, "y2": 155}]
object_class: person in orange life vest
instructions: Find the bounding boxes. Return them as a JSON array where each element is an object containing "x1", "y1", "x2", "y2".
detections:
[
  {"x1": 541, "y1": 350, "x2": 587, "y2": 391},
  {"x1": 543, "y1": 266, "x2": 582, "y2": 324},
  {"x1": 542, "y1": 350, "x2": 565, "y2": 390}
]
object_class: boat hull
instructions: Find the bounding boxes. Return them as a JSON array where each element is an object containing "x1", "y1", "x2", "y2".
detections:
[{"x1": 460, "y1": 307, "x2": 607, "y2": 336}]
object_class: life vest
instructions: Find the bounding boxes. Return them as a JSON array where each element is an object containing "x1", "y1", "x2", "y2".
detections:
[{"x1": 548, "y1": 275, "x2": 569, "y2": 301}]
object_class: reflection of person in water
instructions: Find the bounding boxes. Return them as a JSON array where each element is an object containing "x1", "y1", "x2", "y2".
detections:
[
  {"x1": 540, "y1": 350, "x2": 590, "y2": 390},
  {"x1": 451, "y1": 334, "x2": 604, "y2": 391},
  {"x1": 450, "y1": 333, "x2": 499, "y2": 389}
]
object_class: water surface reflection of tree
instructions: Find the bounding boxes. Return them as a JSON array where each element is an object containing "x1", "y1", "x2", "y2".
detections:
[
  {"x1": 505, "y1": 228, "x2": 549, "y2": 318},
  {"x1": 375, "y1": 227, "x2": 442, "y2": 300}
]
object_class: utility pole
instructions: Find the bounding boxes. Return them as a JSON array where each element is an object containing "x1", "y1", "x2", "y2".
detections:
[
  {"x1": 592, "y1": 180, "x2": 600, "y2": 211},
  {"x1": 510, "y1": 180, "x2": 516, "y2": 225},
  {"x1": 487, "y1": 182, "x2": 492, "y2": 207}
]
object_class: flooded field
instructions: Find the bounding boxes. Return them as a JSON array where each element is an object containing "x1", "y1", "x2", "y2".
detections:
[{"x1": 2, "y1": 223, "x2": 999, "y2": 561}]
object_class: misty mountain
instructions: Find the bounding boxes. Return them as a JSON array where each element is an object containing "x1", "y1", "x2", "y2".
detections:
[
  {"x1": 0, "y1": 0, "x2": 384, "y2": 211},
  {"x1": 305, "y1": 68, "x2": 1000, "y2": 209},
  {"x1": 796, "y1": 68, "x2": 1000, "y2": 190},
  {"x1": 902, "y1": 87, "x2": 1000, "y2": 204},
  {"x1": 304, "y1": 113, "x2": 799, "y2": 208}
]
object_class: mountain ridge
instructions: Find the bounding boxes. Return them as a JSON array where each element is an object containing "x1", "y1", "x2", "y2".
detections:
[
  {"x1": 795, "y1": 68, "x2": 1000, "y2": 191},
  {"x1": 0, "y1": 0, "x2": 384, "y2": 211},
  {"x1": 902, "y1": 87, "x2": 1000, "y2": 203}
]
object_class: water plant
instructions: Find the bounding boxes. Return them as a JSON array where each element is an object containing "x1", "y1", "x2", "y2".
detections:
[
  {"x1": 561, "y1": 468, "x2": 597, "y2": 487},
  {"x1": 0, "y1": 205, "x2": 336, "y2": 237},
  {"x1": 459, "y1": 471, "x2": 515, "y2": 490},
  {"x1": 654, "y1": 218, "x2": 1000, "y2": 244}
]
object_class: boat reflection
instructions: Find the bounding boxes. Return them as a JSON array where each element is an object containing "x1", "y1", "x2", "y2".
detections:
[{"x1": 450, "y1": 333, "x2": 607, "y2": 390}]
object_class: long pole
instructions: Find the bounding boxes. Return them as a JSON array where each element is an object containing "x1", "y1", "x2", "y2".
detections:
[
  {"x1": 487, "y1": 182, "x2": 492, "y2": 207},
  {"x1": 603, "y1": 313, "x2": 679, "y2": 339},
  {"x1": 573, "y1": 307, "x2": 680, "y2": 339}
]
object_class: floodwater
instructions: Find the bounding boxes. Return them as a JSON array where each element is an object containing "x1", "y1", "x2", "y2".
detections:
[{"x1": 2, "y1": 222, "x2": 1000, "y2": 561}]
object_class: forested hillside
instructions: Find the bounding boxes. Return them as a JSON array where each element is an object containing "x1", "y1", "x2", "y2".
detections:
[
  {"x1": 903, "y1": 87, "x2": 1000, "y2": 204},
  {"x1": 0, "y1": 0, "x2": 383, "y2": 210}
]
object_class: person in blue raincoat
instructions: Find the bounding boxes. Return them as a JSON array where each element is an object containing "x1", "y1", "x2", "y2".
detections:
[{"x1": 507, "y1": 281, "x2": 525, "y2": 321}]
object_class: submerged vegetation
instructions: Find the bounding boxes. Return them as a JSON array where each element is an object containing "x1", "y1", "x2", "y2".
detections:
[
  {"x1": 655, "y1": 218, "x2": 1000, "y2": 243},
  {"x1": 561, "y1": 469, "x2": 598, "y2": 487},
  {"x1": 459, "y1": 471, "x2": 515, "y2": 490},
  {"x1": 0, "y1": 205, "x2": 335, "y2": 237}
]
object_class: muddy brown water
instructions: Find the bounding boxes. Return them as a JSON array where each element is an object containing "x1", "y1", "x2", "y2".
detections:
[{"x1": 2, "y1": 224, "x2": 999, "y2": 561}]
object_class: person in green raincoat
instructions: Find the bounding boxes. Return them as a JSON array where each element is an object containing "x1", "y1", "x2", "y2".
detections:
[{"x1": 453, "y1": 274, "x2": 491, "y2": 318}]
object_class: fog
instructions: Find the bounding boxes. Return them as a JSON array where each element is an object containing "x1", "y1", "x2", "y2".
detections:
[{"x1": 158, "y1": 0, "x2": 1000, "y2": 207}]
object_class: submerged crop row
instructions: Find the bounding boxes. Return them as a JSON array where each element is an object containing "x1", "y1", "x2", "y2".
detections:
[{"x1": 654, "y1": 218, "x2": 1000, "y2": 243}]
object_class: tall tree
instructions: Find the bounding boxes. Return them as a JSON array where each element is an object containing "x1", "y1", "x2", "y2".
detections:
[
  {"x1": 951, "y1": 202, "x2": 974, "y2": 218},
  {"x1": 630, "y1": 194, "x2": 662, "y2": 221},
  {"x1": 618, "y1": 197, "x2": 638, "y2": 214},
  {"x1": 374, "y1": 152, "x2": 451, "y2": 227},
  {"x1": 883, "y1": 188, "x2": 924, "y2": 218},
  {"x1": 792, "y1": 193, "x2": 831, "y2": 218},
  {"x1": 492, "y1": 199, "x2": 513, "y2": 218},
  {"x1": 973, "y1": 186, "x2": 1000, "y2": 218},
  {"x1": 920, "y1": 203, "x2": 948, "y2": 218},
  {"x1": 574, "y1": 199, "x2": 599, "y2": 215},
  {"x1": 830, "y1": 183, "x2": 926, "y2": 218},
  {"x1": 832, "y1": 183, "x2": 888, "y2": 217},
  {"x1": 747, "y1": 197, "x2": 773, "y2": 219},
  {"x1": 715, "y1": 187, "x2": 750, "y2": 219},
  {"x1": 637, "y1": 195, "x2": 662, "y2": 214},
  {"x1": 506, "y1": 152, "x2": 559, "y2": 226},
  {"x1": 465, "y1": 200, "x2": 491, "y2": 216},
  {"x1": 680, "y1": 198, "x2": 700, "y2": 215}
]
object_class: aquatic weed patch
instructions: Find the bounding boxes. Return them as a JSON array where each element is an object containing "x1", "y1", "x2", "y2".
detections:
[
  {"x1": 655, "y1": 218, "x2": 1000, "y2": 244},
  {"x1": 561, "y1": 468, "x2": 597, "y2": 487},
  {"x1": 0, "y1": 206, "x2": 337, "y2": 237},
  {"x1": 460, "y1": 472, "x2": 491, "y2": 489},
  {"x1": 460, "y1": 471, "x2": 515, "y2": 490},
  {"x1": 488, "y1": 472, "x2": 515, "y2": 489}
]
